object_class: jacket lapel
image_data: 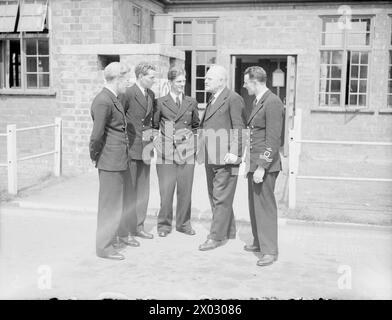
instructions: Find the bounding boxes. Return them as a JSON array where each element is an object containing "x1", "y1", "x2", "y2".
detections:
[
  {"x1": 103, "y1": 88, "x2": 126, "y2": 124},
  {"x1": 247, "y1": 90, "x2": 270, "y2": 125},
  {"x1": 174, "y1": 95, "x2": 192, "y2": 121},
  {"x1": 145, "y1": 89, "x2": 153, "y2": 115},
  {"x1": 203, "y1": 87, "x2": 229, "y2": 122},
  {"x1": 133, "y1": 84, "x2": 148, "y2": 112},
  {"x1": 162, "y1": 94, "x2": 178, "y2": 115}
]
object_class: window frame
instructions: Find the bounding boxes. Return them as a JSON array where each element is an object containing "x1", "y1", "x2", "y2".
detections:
[
  {"x1": 387, "y1": 15, "x2": 392, "y2": 109},
  {"x1": 132, "y1": 5, "x2": 142, "y2": 44},
  {"x1": 173, "y1": 17, "x2": 218, "y2": 107},
  {"x1": 318, "y1": 15, "x2": 374, "y2": 110}
]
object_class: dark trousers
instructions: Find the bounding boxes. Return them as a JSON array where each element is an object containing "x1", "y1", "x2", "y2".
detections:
[
  {"x1": 205, "y1": 164, "x2": 238, "y2": 241},
  {"x1": 247, "y1": 171, "x2": 279, "y2": 255},
  {"x1": 156, "y1": 163, "x2": 195, "y2": 232},
  {"x1": 129, "y1": 159, "x2": 150, "y2": 232},
  {"x1": 96, "y1": 168, "x2": 135, "y2": 257}
]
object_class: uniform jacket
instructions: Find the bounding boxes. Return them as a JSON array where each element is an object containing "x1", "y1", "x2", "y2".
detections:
[
  {"x1": 153, "y1": 93, "x2": 200, "y2": 164},
  {"x1": 89, "y1": 88, "x2": 129, "y2": 171},
  {"x1": 119, "y1": 84, "x2": 156, "y2": 161},
  {"x1": 199, "y1": 87, "x2": 246, "y2": 166},
  {"x1": 246, "y1": 89, "x2": 284, "y2": 173}
]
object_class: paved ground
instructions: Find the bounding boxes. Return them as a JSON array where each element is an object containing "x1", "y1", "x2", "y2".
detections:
[{"x1": 0, "y1": 206, "x2": 391, "y2": 300}]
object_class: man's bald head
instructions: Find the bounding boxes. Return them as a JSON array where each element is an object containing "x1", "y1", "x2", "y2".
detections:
[{"x1": 205, "y1": 64, "x2": 227, "y2": 94}]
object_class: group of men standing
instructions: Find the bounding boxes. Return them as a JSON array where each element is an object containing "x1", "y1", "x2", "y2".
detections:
[{"x1": 89, "y1": 61, "x2": 284, "y2": 267}]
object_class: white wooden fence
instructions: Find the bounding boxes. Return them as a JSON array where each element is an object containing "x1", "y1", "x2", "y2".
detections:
[
  {"x1": 288, "y1": 109, "x2": 392, "y2": 209},
  {"x1": 0, "y1": 117, "x2": 62, "y2": 195}
]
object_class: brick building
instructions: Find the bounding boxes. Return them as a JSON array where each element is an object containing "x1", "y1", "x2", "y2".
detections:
[{"x1": 1, "y1": 0, "x2": 391, "y2": 221}]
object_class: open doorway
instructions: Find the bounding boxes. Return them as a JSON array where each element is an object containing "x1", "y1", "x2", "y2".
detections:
[{"x1": 232, "y1": 54, "x2": 296, "y2": 155}]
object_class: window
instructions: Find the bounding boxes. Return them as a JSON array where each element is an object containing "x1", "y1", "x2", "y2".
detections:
[
  {"x1": 132, "y1": 6, "x2": 141, "y2": 44},
  {"x1": 150, "y1": 11, "x2": 155, "y2": 43},
  {"x1": 173, "y1": 18, "x2": 217, "y2": 105},
  {"x1": 319, "y1": 16, "x2": 372, "y2": 108},
  {"x1": 388, "y1": 18, "x2": 392, "y2": 108},
  {"x1": 0, "y1": 0, "x2": 50, "y2": 92}
]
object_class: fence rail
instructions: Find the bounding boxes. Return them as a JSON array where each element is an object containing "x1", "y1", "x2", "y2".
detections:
[
  {"x1": 0, "y1": 118, "x2": 62, "y2": 195},
  {"x1": 288, "y1": 109, "x2": 392, "y2": 209}
]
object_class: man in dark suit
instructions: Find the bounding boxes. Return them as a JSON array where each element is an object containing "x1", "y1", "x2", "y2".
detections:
[
  {"x1": 243, "y1": 66, "x2": 284, "y2": 267},
  {"x1": 89, "y1": 62, "x2": 140, "y2": 260},
  {"x1": 153, "y1": 67, "x2": 200, "y2": 237},
  {"x1": 198, "y1": 65, "x2": 246, "y2": 251},
  {"x1": 119, "y1": 62, "x2": 158, "y2": 240}
]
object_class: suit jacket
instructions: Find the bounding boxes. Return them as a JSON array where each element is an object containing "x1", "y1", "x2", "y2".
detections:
[
  {"x1": 119, "y1": 84, "x2": 156, "y2": 161},
  {"x1": 153, "y1": 93, "x2": 200, "y2": 164},
  {"x1": 246, "y1": 89, "x2": 284, "y2": 173},
  {"x1": 199, "y1": 87, "x2": 246, "y2": 166},
  {"x1": 89, "y1": 88, "x2": 129, "y2": 171}
]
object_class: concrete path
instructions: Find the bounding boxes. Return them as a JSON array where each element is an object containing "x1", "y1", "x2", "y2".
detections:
[{"x1": 0, "y1": 206, "x2": 390, "y2": 300}]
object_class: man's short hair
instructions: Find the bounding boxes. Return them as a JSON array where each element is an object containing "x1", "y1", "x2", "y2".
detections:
[
  {"x1": 244, "y1": 66, "x2": 267, "y2": 84},
  {"x1": 167, "y1": 66, "x2": 186, "y2": 81},
  {"x1": 104, "y1": 62, "x2": 130, "y2": 83},
  {"x1": 135, "y1": 62, "x2": 156, "y2": 78}
]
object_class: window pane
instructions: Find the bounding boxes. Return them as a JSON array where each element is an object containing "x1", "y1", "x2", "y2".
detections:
[
  {"x1": 358, "y1": 94, "x2": 366, "y2": 106},
  {"x1": 38, "y1": 57, "x2": 49, "y2": 72},
  {"x1": 320, "y1": 51, "x2": 330, "y2": 64},
  {"x1": 319, "y1": 93, "x2": 328, "y2": 106},
  {"x1": 196, "y1": 51, "x2": 206, "y2": 65},
  {"x1": 389, "y1": 81, "x2": 392, "y2": 94},
  {"x1": 359, "y1": 66, "x2": 367, "y2": 79},
  {"x1": 38, "y1": 39, "x2": 48, "y2": 55},
  {"x1": 196, "y1": 34, "x2": 215, "y2": 46},
  {"x1": 27, "y1": 74, "x2": 37, "y2": 88},
  {"x1": 182, "y1": 21, "x2": 192, "y2": 34},
  {"x1": 330, "y1": 94, "x2": 340, "y2": 106},
  {"x1": 351, "y1": 52, "x2": 359, "y2": 64},
  {"x1": 349, "y1": 94, "x2": 357, "y2": 106},
  {"x1": 323, "y1": 33, "x2": 343, "y2": 46},
  {"x1": 319, "y1": 78, "x2": 328, "y2": 92},
  {"x1": 387, "y1": 95, "x2": 392, "y2": 107},
  {"x1": 351, "y1": 65, "x2": 358, "y2": 78},
  {"x1": 196, "y1": 78, "x2": 204, "y2": 90},
  {"x1": 331, "y1": 65, "x2": 342, "y2": 78},
  {"x1": 359, "y1": 80, "x2": 367, "y2": 93},
  {"x1": 332, "y1": 51, "x2": 342, "y2": 64},
  {"x1": 350, "y1": 80, "x2": 358, "y2": 93},
  {"x1": 174, "y1": 21, "x2": 182, "y2": 34},
  {"x1": 360, "y1": 52, "x2": 368, "y2": 64},
  {"x1": 196, "y1": 91, "x2": 204, "y2": 103},
  {"x1": 331, "y1": 80, "x2": 341, "y2": 92},
  {"x1": 206, "y1": 51, "x2": 216, "y2": 64},
  {"x1": 196, "y1": 65, "x2": 205, "y2": 77},
  {"x1": 182, "y1": 35, "x2": 192, "y2": 46},
  {"x1": 26, "y1": 57, "x2": 37, "y2": 72},
  {"x1": 196, "y1": 20, "x2": 215, "y2": 34},
  {"x1": 26, "y1": 39, "x2": 36, "y2": 55},
  {"x1": 323, "y1": 19, "x2": 340, "y2": 33},
  {"x1": 348, "y1": 33, "x2": 369, "y2": 46},
  {"x1": 320, "y1": 65, "x2": 328, "y2": 78},
  {"x1": 39, "y1": 74, "x2": 49, "y2": 87}
]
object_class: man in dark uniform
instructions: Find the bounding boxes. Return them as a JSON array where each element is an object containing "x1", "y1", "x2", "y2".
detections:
[
  {"x1": 198, "y1": 65, "x2": 246, "y2": 251},
  {"x1": 119, "y1": 62, "x2": 158, "y2": 240},
  {"x1": 89, "y1": 62, "x2": 139, "y2": 260},
  {"x1": 243, "y1": 66, "x2": 284, "y2": 267},
  {"x1": 153, "y1": 67, "x2": 200, "y2": 237}
]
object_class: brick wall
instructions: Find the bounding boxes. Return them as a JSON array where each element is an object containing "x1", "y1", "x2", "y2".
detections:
[{"x1": 166, "y1": 2, "x2": 392, "y2": 217}]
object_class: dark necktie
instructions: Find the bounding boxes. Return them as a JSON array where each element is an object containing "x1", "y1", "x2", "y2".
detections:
[
  {"x1": 204, "y1": 95, "x2": 215, "y2": 118},
  {"x1": 175, "y1": 96, "x2": 181, "y2": 109},
  {"x1": 144, "y1": 89, "x2": 149, "y2": 102}
]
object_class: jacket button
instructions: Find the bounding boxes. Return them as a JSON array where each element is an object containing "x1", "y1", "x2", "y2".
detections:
[{"x1": 250, "y1": 146, "x2": 253, "y2": 150}]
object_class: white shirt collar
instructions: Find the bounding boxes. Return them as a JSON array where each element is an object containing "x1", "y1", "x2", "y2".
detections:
[
  {"x1": 170, "y1": 91, "x2": 182, "y2": 104},
  {"x1": 255, "y1": 87, "x2": 269, "y2": 104},
  {"x1": 105, "y1": 85, "x2": 117, "y2": 98},
  {"x1": 136, "y1": 81, "x2": 146, "y2": 95}
]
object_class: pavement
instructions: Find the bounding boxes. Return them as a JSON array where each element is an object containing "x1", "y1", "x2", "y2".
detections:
[{"x1": 0, "y1": 164, "x2": 391, "y2": 299}]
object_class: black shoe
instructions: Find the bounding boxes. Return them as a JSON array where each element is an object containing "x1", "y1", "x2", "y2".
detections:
[
  {"x1": 120, "y1": 236, "x2": 140, "y2": 247},
  {"x1": 98, "y1": 252, "x2": 125, "y2": 260},
  {"x1": 136, "y1": 230, "x2": 154, "y2": 239},
  {"x1": 178, "y1": 229, "x2": 196, "y2": 236},
  {"x1": 158, "y1": 230, "x2": 169, "y2": 237},
  {"x1": 257, "y1": 254, "x2": 277, "y2": 267},
  {"x1": 199, "y1": 239, "x2": 222, "y2": 251},
  {"x1": 244, "y1": 244, "x2": 261, "y2": 252}
]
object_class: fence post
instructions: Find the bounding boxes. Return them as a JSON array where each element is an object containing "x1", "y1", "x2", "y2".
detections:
[
  {"x1": 54, "y1": 117, "x2": 62, "y2": 177},
  {"x1": 7, "y1": 124, "x2": 17, "y2": 195},
  {"x1": 288, "y1": 128, "x2": 297, "y2": 209}
]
